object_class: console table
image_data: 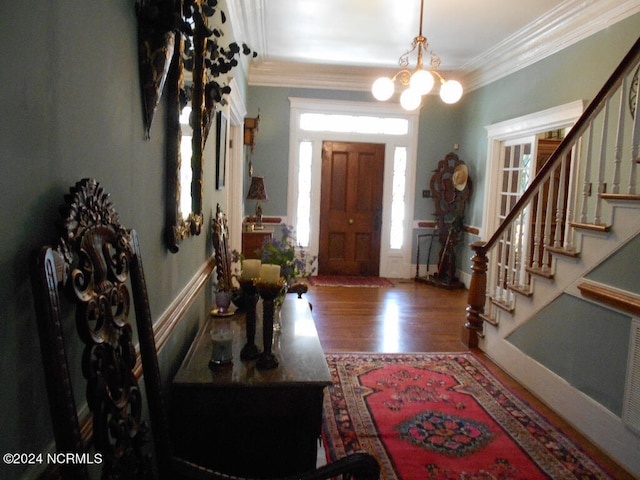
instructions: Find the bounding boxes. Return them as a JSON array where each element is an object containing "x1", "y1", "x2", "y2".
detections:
[{"x1": 171, "y1": 295, "x2": 331, "y2": 478}]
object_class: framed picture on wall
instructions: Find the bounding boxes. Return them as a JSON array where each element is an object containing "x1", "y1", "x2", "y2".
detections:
[{"x1": 216, "y1": 110, "x2": 227, "y2": 190}]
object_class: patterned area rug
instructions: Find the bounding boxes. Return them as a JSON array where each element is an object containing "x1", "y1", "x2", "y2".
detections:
[
  {"x1": 309, "y1": 276, "x2": 394, "y2": 287},
  {"x1": 322, "y1": 353, "x2": 615, "y2": 480}
]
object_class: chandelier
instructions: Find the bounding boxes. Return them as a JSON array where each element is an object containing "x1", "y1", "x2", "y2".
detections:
[{"x1": 371, "y1": 0, "x2": 463, "y2": 111}]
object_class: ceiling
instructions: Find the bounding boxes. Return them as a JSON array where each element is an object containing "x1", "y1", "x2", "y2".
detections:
[{"x1": 228, "y1": 0, "x2": 639, "y2": 92}]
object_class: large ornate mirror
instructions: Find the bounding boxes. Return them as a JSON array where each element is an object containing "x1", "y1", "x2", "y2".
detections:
[
  {"x1": 164, "y1": 10, "x2": 203, "y2": 253},
  {"x1": 157, "y1": 0, "x2": 255, "y2": 252}
]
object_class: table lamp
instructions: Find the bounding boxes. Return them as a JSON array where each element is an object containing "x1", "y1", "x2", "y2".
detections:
[{"x1": 247, "y1": 175, "x2": 268, "y2": 230}]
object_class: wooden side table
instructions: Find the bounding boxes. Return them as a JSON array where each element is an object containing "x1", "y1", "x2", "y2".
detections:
[
  {"x1": 171, "y1": 296, "x2": 331, "y2": 478},
  {"x1": 241, "y1": 228, "x2": 273, "y2": 259}
]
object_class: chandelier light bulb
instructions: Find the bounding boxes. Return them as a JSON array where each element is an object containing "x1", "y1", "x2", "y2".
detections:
[
  {"x1": 410, "y1": 69, "x2": 434, "y2": 95},
  {"x1": 372, "y1": 77, "x2": 395, "y2": 101},
  {"x1": 400, "y1": 88, "x2": 422, "y2": 111},
  {"x1": 440, "y1": 80, "x2": 463, "y2": 104},
  {"x1": 371, "y1": 0, "x2": 462, "y2": 109}
]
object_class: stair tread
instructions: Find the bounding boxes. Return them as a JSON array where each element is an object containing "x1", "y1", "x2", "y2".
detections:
[
  {"x1": 480, "y1": 312, "x2": 498, "y2": 326},
  {"x1": 525, "y1": 266, "x2": 554, "y2": 279},
  {"x1": 600, "y1": 193, "x2": 640, "y2": 202},
  {"x1": 508, "y1": 284, "x2": 533, "y2": 297},
  {"x1": 546, "y1": 245, "x2": 580, "y2": 257},
  {"x1": 490, "y1": 296, "x2": 515, "y2": 313},
  {"x1": 570, "y1": 221, "x2": 611, "y2": 233}
]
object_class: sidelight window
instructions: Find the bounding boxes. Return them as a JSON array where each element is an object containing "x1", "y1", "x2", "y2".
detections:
[
  {"x1": 390, "y1": 147, "x2": 407, "y2": 249},
  {"x1": 296, "y1": 141, "x2": 313, "y2": 247}
]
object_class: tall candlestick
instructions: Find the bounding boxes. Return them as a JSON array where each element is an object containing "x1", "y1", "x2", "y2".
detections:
[
  {"x1": 239, "y1": 279, "x2": 260, "y2": 360},
  {"x1": 255, "y1": 282, "x2": 283, "y2": 370},
  {"x1": 241, "y1": 259, "x2": 261, "y2": 280},
  {"x1": 260, "y1": 264, "x2": 281, "y2": 284}
]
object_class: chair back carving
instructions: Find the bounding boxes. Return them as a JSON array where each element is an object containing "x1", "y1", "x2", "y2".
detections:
[
  {"x1": 212, "y1": 204, "x2": 233, "y2": 291},
  {"x1": 30, "y1": 178, "x2": 171, "y2": 479}
]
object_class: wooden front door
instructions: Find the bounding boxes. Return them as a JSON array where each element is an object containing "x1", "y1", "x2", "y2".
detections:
[{"x1": 319, "y1": 141, "x2": 385, "y2": 276}]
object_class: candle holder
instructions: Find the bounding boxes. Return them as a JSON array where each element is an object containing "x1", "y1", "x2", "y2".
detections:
[
  {"x1": 238, "y1": 279, "x2": 260, "y2": 360},
  {"x1": 255, "y1": 278, "x2": 286, "y2": 370}
]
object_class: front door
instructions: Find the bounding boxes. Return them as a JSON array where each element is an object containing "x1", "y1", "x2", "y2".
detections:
[{"x1": 318, "y1": 141, "x2": 385, "y2": 276}]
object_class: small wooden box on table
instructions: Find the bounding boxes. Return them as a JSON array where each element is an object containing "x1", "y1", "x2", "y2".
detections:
[
  {"x1": 242, "y1": 227, "x2": 273, "y2": 259},
  {"x1": 171, "y1": 295, "x2": 331, "y2": 478}
]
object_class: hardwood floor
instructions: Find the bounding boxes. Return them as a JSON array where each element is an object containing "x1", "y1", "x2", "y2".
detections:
[
  {"x1": 307, "y1": 278, "x2": 469, "y2": 353},
  {"x1": 306, "y1": 279, "x2": 637, "y2": 480}
]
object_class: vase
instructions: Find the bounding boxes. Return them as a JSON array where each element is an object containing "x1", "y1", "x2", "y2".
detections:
[
  {"x1": 215, "y1": 291, "x2": 232, "y2": 313},
  {"x1": 210, "y1": 318, "x2": 233, "y2": 366},
  {"x1": 273, "y1": 286, "x2": 288, "y2": 331},
  {"x1": 273, "y1": 302, "x2": 282, "y2": 332}
]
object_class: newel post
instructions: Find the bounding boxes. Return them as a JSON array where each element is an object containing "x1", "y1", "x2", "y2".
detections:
[{"x1": 462, "y1": 241, "x2": 488, "y2": 348}]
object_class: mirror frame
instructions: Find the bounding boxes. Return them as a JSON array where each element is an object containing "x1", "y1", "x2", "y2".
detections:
[
  {"x1": 164, "y1": 12, "x2": 206, "y2": 253},
  {"x1": 162, "y1": 0, "x2": 254, "y2": 252}
]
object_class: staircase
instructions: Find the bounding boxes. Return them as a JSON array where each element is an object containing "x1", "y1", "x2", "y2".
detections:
[{"x1": 464, "y1": 36, "x2": 640, "y2": 475}]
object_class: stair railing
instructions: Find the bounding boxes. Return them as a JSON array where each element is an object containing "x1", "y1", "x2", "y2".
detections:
[{"x1": 464, "y1": 36, "x2": 640, "y2": 347}]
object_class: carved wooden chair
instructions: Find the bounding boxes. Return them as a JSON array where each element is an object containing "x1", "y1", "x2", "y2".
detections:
[{"x1": 30, "y1": 179, "x2": 379, "y2": 480}]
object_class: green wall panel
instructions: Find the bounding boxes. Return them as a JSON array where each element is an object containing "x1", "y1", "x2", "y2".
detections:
[{"x1": 508, "y1": 294, "x2": 630, "y2": 415}]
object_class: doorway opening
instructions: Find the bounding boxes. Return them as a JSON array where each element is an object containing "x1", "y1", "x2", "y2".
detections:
[
  {"x1": 484, "y1": 101, "x2": 584, "y2": 304},
  {"x1": 288, "y1": 98, "x2": 419, "y2": 278}
]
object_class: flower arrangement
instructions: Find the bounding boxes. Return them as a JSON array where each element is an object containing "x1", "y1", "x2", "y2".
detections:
[{"x1": 259, "y1": 225, "x2": 317, "y2": 285}]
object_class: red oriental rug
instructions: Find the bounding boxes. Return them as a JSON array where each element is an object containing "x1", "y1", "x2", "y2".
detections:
[
  {"x1": 309, "y1": 276, "x2": 394, "y2": 288},
  {"x1": 322, "y1": 353, "x2": 615, "y2": 480}
]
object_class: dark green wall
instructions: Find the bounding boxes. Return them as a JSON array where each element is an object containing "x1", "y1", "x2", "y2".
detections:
[
  {"x1": 0, "y1": 2, "x2": 230, "y2": 477},
  {"x1": 508, "y1": 294, "x2": 631, "y2": 415},
  {"x1": 508, "y1": 233, "x2": 640, "y2": 415},
  {"x1": 586, "y1": 234, "x2": 640, "y2": 294}
]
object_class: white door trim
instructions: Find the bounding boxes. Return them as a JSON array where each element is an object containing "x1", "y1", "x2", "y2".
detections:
[
  {"x1": 482, "y1": 100, "x2": 586, "y2": 240},
  {"x1": 287, "y1": 98, "x2": 420, "y2": 278}
]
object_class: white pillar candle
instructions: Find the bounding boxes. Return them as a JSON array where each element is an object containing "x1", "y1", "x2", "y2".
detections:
[
  {"x1": 241, "y1": 259, "x2": 261, "y2": 280},
  {"x1": 260, "y1": 264, "x2": 281, "y2": 284}
]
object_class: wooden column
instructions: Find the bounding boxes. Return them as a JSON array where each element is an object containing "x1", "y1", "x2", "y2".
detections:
[{"x1": 462, "y1": 241, "x2": 488, "y2": 348}]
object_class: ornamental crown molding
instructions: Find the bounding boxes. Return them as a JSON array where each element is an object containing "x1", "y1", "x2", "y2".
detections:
[
  {"x1": 231, "y1": 0, "x2": 639, "y2": 92},
  {"x1": 461, "y1": 0, "x2": 640, "y2": 91}
]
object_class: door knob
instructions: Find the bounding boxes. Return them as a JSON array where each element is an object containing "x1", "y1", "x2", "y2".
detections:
[{"x1": 348, "y1": 218, "x2": 354, "y2": 225}]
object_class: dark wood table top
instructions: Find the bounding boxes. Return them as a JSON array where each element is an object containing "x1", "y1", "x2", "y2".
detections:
[{"x1": 173, "y1": 295, "x2": 331, "y2": 388}]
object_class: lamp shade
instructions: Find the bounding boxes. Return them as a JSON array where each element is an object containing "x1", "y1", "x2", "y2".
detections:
[{"x1": 247, "y1": 175, "x2": 268, "y2": 201}]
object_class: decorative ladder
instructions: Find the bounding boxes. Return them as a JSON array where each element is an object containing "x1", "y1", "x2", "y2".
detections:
[{"x1": 464, "y1": 36, "x2": 640, "y2": 347}]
